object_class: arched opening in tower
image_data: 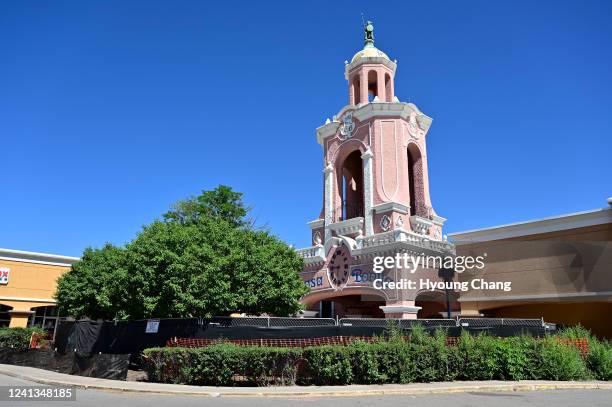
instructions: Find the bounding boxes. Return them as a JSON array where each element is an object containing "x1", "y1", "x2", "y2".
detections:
[
  {"x1": 339, "y1": 150, "x2": 364, "y2": 221},
  {"x1": 385, "y1": 73, "x2": 392, "y2": 102},
  {"x1": 352, "y1": 76, "x2": 361, "y2": 105},
  {"x1": 367, "y1": 70, "x2": 378, "y2": 102},
  {"x1": 407, "y1": 143, "x2": 426, "y2": 217}
]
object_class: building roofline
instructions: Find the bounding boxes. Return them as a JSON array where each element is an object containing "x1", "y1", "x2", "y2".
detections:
[
  {"x1": 0, "y1": 248, "x2": 80, "y2": 267},
  {"x1": 448, "y1": 206, "x2": 612, "y2": 243}
]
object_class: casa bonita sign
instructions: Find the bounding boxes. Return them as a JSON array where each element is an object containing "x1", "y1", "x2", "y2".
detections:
[{"x1": 0, "y1": 267, "x2": 9, "y2": 285}]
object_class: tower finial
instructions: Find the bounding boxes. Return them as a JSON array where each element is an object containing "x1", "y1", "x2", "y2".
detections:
[{"x1": 364, "y1": 20, "x2": 374, "y2": 48}]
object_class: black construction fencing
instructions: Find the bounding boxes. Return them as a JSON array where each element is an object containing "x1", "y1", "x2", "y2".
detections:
[
  {"x1": 339, "y1": 317, "x2": 547, "y2": 336},
  {"x1": 50, "y1": 316, "x2": 553, "y2": 368},
  {"x1": 339, "y1": 318, "x2": 457, "y2": 328},
  {"x1": 459, "y1": 318, "x2": 544, "y2": 327},
  {"x1": 54, "y1": 318, "x2": 200, "y2": 361},
  {"x1": 205, "y1": 316, "x2": 336, "y2": 327},
  {"x1": 0, "y1": 349, "x2": 129, "y2": 380},
  {"x1": 457, "y1": 318, "x2": 547, "y2": 337}
]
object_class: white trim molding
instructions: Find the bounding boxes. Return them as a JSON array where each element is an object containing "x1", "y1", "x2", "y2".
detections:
[
  {"x1": 323, "y1": 164, "x2": 335, "y2": 242},
  {"x1": 449, "y1": 207, "x2": 612, "y2": 243},
  {"x1": 344, "y1": 56, "x2": 397, "y2": 77},
  {"x1": 362, "y1": 148, "x2": 374, "y2": 236},
  {"x1": 379, "y1": 305, "x2": 422, "y2": 314},
  {"x1": 307, "y1": 219, "x2": 325, "y2": 230},
  {"x1": 0, "y1": 248, "x2": 79, "y2": 267},
  {"x1": 328, "y1": 217, "x2": 364, "y2": 237},
  {"x1": 373, "y1": 202, "x2": 410, "y2": 215},
  {"x1": 410, "y1": 215, "x2": 434, "y2": 235},
  {"x1": 8, "y1": 310, "x2": 35, "y2": 315},
  {"x1": 432, "y1": 214, "x2": 447, "y2": 227},
  {"x1": 296, "y1": 245, "x2": 326, "y2": 266},
  {"x1": 0, "y1": 295, "x2": 57, "y2": 304},
  {"x1": 459, "y1": 291, "x2": 612, "y2": 303}
]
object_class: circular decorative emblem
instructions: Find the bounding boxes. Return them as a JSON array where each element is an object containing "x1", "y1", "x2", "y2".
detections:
[
  {"x1": 340, "y1": 112, "x2": 355, "y2": 139},
  {"x1": 328, "y1": 245, "x2": 351, "y2": 289},
  {"x1": 408, "y1": 112, "x2": 420, "y2": 139}
]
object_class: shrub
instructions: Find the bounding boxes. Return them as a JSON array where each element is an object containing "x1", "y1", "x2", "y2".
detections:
[
  {"x1": 0, "y1": 327, "x2": 44, "y2": 351},
  {"x1": 142, "y1": 347, "x2": 195, "y2": 384},
  {"x1": 456, "y1": 332, "x2": 504, "y2": 380},
  {"x1": 346, "y1": 341, "x2": 387, "y2": 384},
  {"x1": 241, "y1": 346, "x2": 301, "y2": 386},
  {"x1": 496, "y1": 336, "x2": 540, "y2": 380},
  {"x1": 143, "y1": 344, "x2": 300, "y2": 386},
  {"x1": 558, "y1": 324, "x2": 592, "y2": 340},
  {"x1": 586, "y1": 339, "x2": 612, "y2": 381},
  {"x1": 534, "y1": 337, "x2": 589, "y2": 380},
  {"x1": 300, "y1": 345, "x2": 353, "y2": 385},
  {"x1": 374, "y1": 340, "x2": 415, "y2": 384},
  {"x1": 384, "y1": 319, "x2": 405, "y2": 341},
  {"x1": 188, "y1": 343, "x2": 241, "y2": 386},
  {"x1": 409, "y1": 326, "x2": 458, "y2": 382},
  {"x1": 557, "y1": 324, "x2": 611, "y2": 380}
]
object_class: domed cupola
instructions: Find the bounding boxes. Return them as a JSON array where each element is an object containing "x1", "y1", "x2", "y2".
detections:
[
  {"x1": 345, "y1": 21, "x2": 397, "y2": 105},
  {"x1": 350, "y1": 21, "x2": 391, "y2": 63}
]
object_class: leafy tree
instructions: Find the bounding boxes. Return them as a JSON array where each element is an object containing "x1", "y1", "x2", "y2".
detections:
[
  {"x1": 55, "y1": 244, "x2": 128, "y2": 319},
  {"x1": 56, "y1": 185, "x2": 307, "y2": 319},
  {"x1": 163, "y1": 185, "x2": 248, "y2": 227}
]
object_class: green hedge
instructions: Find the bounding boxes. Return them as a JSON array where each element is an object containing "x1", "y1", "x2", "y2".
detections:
[
  {"x1": 143, "y1": 328, "x2": 611, "y2": 386},
  {"x1": 143, "y1": 344, "x2": 301, "y2": 386},
  {"x1": 0, "y1": 327, "x2": 44, "y2": 351},
  {"x1": 586, "y1": 339, "x2": 612, "y2": 380},
  {"x1": 558, "y1": 325, "x2": 612, "y2": 381},
  {"x1": 298, "y1": 329, "x2": 458, "y2": 385}
]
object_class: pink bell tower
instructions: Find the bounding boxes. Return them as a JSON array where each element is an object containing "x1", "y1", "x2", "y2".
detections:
[{"x1": 298, "y1": 22, "x2": 455, "y2": 319}]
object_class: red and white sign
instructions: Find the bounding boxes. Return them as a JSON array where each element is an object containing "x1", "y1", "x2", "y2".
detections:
[{"x1": 0, "y1": 267, "x2": 9, "y2": 284}]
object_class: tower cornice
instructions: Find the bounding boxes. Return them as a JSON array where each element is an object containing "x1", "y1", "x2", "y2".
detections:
[
  {"x1": 316, "y1": 102, "x2": 433, "y2": 145},
  {"x1": 344, "y1": 57, "x2": 397, "y2": 80}
]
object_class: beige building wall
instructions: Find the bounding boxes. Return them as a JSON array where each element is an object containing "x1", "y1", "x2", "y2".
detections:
[
  {"x1": 451, "y1": 206, "x2": 612, "y2": 338},
  {"x1": 0, "y1": 249, "x2": 78, "y2": 328}
]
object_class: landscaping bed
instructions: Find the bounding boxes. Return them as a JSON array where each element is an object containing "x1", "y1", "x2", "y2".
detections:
[{"x1": 143, "y1": 326, "x2": 612, "y2": 386}]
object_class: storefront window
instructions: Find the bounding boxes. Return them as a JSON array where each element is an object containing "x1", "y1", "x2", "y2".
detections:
[
  {"x1": 28, "y1": 306, "x2": 59, "y2": 334},
  {"x1": 0, "y1": 305, "x2": 11, "y2": 327}
]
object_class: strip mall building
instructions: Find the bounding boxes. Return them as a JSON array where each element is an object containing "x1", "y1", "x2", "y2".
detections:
[
  {"x1": 451, "y1": 206, "x2": 612, "y2": 338},
  {"x1": 0, "y1": 249, "x2": 78, "y2": 329}
]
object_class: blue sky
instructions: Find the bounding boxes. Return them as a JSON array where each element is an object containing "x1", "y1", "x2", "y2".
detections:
[{"x1": 1, "y1": 1, "x2": 611, "y2": 257}]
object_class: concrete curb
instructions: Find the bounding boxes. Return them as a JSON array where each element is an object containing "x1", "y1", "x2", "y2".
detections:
[{"x1": 1, "y1": 365, "x2": 611, "y2": 398}]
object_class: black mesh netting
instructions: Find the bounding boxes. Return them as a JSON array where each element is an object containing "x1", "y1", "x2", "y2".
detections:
[{"x1": 0, "y1": 349, "x2": 129, "y2": 380}]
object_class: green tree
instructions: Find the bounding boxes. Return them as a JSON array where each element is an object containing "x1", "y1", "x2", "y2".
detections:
[
  {"x1": 56, "y1": 185, "x2": 307, "y2": 319},
  {"x1": 163, "y1": 185, "x2": 248, "y2": 227}
]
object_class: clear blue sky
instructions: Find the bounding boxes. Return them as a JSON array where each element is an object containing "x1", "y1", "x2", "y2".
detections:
[{"x1": 1, "y1": 1, "x2": 611, "y2": 257}]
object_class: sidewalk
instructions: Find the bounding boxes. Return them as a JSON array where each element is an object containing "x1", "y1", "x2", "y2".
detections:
[{"x1": 1, "y1": 364, "x2": 610, "y2": 398}]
